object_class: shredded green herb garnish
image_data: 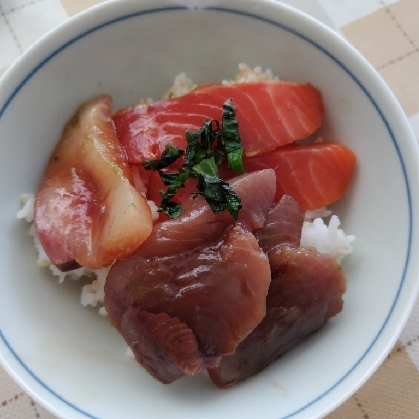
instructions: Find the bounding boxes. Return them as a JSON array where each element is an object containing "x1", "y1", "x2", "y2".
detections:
[
  {"x1": 142, "y1": 144, "x2": 184, "y2": 171},
  {"x1": 219, "y1": 99, "x2": 245, "y2": 173},
  {"x1": 142, "y1": 99, "x2": 245, "y2": 219}
]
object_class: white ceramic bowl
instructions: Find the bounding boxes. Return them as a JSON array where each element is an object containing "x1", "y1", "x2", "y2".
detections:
[{"x1": 1, "y1": 1, "x2": 419, "y2": 418}]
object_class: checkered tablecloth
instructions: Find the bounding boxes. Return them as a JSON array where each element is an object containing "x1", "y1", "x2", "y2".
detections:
[{"x1": 1, "y1": 0, "x2": 419, "y2": 418}]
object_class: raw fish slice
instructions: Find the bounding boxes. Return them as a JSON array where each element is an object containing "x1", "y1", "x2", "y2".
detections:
[
  {"x1": 104, "y1": 224, "x2": 271, "y2": 382},
  {"x1": 244, "y1": 143, "x2": 356, "y2": 209},
  {"x1": 208, "y1": 196, "x2": 346, "y2": 387},
  {"x1": 134, "y1": 169, "x2": 276, "y2": 258},
  {"x1": 120, "y1": 309, "x2": 203, "y2": 384},
  {"x1": 208, "y1": 246, "x2": 347, "y2": 387},
  {"x1": 34, "y1": 96, "x2": 152, "y2": 270},
  {"x1": 112, "y1": 81, "x2": 323, "y2": 162},
  {"x1": 255, "y1": 195, "x2": 303, "y2": 257}
]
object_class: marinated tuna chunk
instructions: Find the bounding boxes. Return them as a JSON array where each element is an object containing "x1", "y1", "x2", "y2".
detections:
[
  {"x1": 208, "y1": 196, "x2": 347, "y2": 387},
  {"x1": 134, "y1": 169, "x2": 276, "y2": 259},
  {"x1": 104, "y1": 224, "x2": 271, "y2": 383},
  {"x1": 255, "y1": 194, "x2": 303, "y2": 256},
  {"x1": 120, "y1": 309, "x2": 203, "y2": 384}
]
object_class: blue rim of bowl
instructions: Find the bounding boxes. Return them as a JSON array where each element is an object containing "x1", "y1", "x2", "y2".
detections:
[{"x1": 0, "y1": 4, "x2": 412, "y2": 419}]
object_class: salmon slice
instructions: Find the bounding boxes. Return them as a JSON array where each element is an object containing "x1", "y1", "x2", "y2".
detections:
[
  {"x1": 244, "y1": 142, "x2": 356, "y2": 209},
  {"x1": 34, "y1": 96, "x2": 153, "y2": 270},
  {"x1": 208, "y1": 196, "x2": 347, "y2": 387},
  {"x1": 104, "y1": 224, "x2": 272, "y2": 383},
  {"x1": 133, "y1": 169, "x2": 276, "y2": 259},
  {"x1": 112, "y1": 81, "x2": 324, "y2": 163}
]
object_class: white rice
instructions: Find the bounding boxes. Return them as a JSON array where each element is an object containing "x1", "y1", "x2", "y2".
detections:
[
  {"x1": 163, "y1": 72, "x2": 197, "y2": 99},
  {"x1": 222, "y1": 63, "x2": 278, "y2": 85},
  {"x1": 17, "y1": 193, "x2": 35, "y2": 222},
  {"x1": 301, "y1": 213, "x2": 355, "y2": 260},
  {"x1": 17, "y1": 64, "x2": 354, "y2": 312},
  {"x1": 163, "y1": 63, "x2": 277, "y2": 99}
]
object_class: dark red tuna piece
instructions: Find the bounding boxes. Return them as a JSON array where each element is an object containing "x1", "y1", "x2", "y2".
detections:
[
  {"x1": 120, "y1": 309, "x2": 203, "y2": 384},
  {"x1": 208, "y1": 196, "x2": 347, "y2": 387},
  {"x1": 133, "y1": 169, "x2": 276, "y2": 259},
  {"x1": 104, "y1": 224, "x2": 271, "y2": 383},
  {"x1": 208, "y1": 246, "x2": 347, "y2": 387},
  {"x1": 255, "y1": 194, "x2": 303, "y2": 258}
]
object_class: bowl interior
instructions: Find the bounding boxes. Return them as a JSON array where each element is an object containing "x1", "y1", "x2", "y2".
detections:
[{"x1": 1, "y1": 1, "x2": 418, "y2": 419}]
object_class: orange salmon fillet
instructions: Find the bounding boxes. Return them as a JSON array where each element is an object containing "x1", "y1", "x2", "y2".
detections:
[{"x1": 113, "y1": 81, "x2": 324, "y2": 163}]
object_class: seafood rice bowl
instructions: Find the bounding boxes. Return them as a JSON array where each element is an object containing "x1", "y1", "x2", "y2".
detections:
[{"x1": 1, "y1": 1, "x2": 419, "y2": 419}]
